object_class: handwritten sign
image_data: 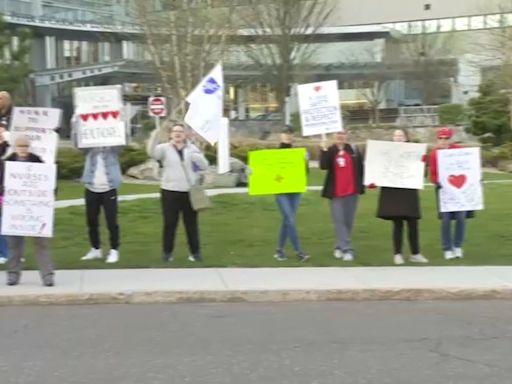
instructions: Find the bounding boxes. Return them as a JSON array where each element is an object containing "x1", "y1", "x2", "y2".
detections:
[
  {"x1": 297, "y1": 80, "x2": 343, "y2": 136},
  {"x1": 10, "y1": 107, "x2": 62, "y2": 163},
  {"x1": 364, "y1": 140, "x2": 427, "y2": 189},
  {"x1": 73, "y1": 85, "x2": 126, "y2": 148},
  {"x1": 248, "y1": 148, "x2": 307, "y2": 195},
  {"x1": 1, "y1": 162, "x2": 56, "y2": 238},
  {"x1": 438, "y1": 147, "x2": 483, "y2": 212}
]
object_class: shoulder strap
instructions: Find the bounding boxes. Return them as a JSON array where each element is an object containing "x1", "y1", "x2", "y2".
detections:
[{"x1": 173, "y1": 144, "x2": 193, "y2": 187}]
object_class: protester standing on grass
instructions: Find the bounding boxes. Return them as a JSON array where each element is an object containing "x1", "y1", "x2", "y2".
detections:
[
  {"x1": 1, "y1": 135, "x2": 54, "y2": 286},
  {"x1": 428, "y1": 126, "x2": 473, "y2": 260},
  {"x1": 71, "y1": 119, "x2": 125, "y2": 264},
  {"x1": 320, "y1": 130, "x2": 364, "y2": 261},
  {"x1": 371, "y1": 128, "x2": 428, "y2": 265},
  {"x1": 147, "y1": 122, "x2": 209, "y2": 263},
  {"x1": 273, "y1": 125, "x2": 310, "y2": 262}
]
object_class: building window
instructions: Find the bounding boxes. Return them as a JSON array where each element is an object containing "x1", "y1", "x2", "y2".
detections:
[
  {"x1": 454, "y1": 17, "x2": 469, "y2": 31},
  {"x1": 424, "y1": 4, "x2": 431, "y2": 11}
]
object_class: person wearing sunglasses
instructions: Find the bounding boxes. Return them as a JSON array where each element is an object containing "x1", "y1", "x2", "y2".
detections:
[{"x1": 428, "y1": 127, "x2": 473, "y2": 260}]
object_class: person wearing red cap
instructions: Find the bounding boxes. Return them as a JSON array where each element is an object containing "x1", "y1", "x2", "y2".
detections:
[{"x1": 428, "y1": 127, "x2": 472, "y2": 260}]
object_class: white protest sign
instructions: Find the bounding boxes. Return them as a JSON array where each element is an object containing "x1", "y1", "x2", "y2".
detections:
[
  {"x1": 1, "y1": 162, "x2": 56, "y2": 238},
  {"x1": 297, "y1": 80, "x2": 343, "y2": 136},
  {"x1": 10, "y1": 107, "x2": 61, "y2": 163},
  {"x1": 73, "y1": 85, "x2": 126, "y2": 148},
  {"x1": 217, "y1": 118, "x2": 230, "y2": 174},
  {"x1": 364, "y1": 140, "x2": 427, "y2": 189},
  {"x1": 438, "y1": 147, "x2": 483, "y2": 212}
]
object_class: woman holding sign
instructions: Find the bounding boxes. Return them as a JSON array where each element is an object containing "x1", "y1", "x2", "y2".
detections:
[
  {"x1": 1, "y1": 135, "x2": 55, "y2": 287},
  {"x1": 428, "y1": 127, "x2": 472, "y2": 260},
  {"x1": 373, "y1": 129, "x2": 428, "y2": 265},
  {"x1": 147, "y1": 122, "x2": 209, "y2": 263},
  {"x1": 320, "y1": 130, "x2": 364, "y2": 261},
  {"x1": 273, "y1": 126, "x2": 310, "y2": 262}
]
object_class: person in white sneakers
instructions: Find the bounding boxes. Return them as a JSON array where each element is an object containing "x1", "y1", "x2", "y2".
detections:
[
  {"x1": 319, "y1": 130, "x2": 365, "y2": 262},
  {"x1": 369, "y1": 129, "x2": 428, "y2": 265},
  {"x1": 428, "y1": 127, "x2": 474, "y2": 260},
  {"x1": 71, "y1": 118, "x2": 126, "y2": 264}
]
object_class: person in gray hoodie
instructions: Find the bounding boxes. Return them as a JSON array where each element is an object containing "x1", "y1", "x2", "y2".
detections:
[{"x1": 147, "y1": 122, "x2": 209, "y2": 262}]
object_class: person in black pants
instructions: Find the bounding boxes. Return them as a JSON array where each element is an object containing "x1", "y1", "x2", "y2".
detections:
[
  {"x1": 372, "y1": 129, "x2": 428, "y2": 265},
  {"x1": 147, "y1": 122, "x2": 209, "y2": 262}
]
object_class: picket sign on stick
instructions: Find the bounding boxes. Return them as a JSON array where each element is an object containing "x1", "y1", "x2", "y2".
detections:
[{"x1": 297, "y1": 80, "x2": 343, "y2": 137}]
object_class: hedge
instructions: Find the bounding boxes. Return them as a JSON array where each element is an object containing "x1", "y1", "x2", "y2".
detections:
[{"x1": 57, "y1": 145, "x2": 148, "y2": 180}]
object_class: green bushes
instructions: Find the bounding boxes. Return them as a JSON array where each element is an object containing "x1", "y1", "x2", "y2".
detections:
[
  {"x1": 57, "y1": 148, "x2": 84, "y2": 180},
  {"x1": 438, "y1": 103, "x2": 466, "y2": 125},
  {"x1": 481, "y1": 142, "x2": 512, "y2": 168},
  {"x1": 57, "y1": 145, "x2": 149, "y2": 179}
]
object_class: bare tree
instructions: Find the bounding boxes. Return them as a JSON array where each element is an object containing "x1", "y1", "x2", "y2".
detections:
[
  {"x1": 391, "y1": 32, "x2": 459, "y2": 105},
  {"x1": 238, "y1": 0, "x2": 335, "y2": 113},
  {"x1": 132, "y1": 0, "x2": 236, "y2": 118}
]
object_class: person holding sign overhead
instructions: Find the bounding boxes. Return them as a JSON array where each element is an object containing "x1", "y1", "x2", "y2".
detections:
[
  {"x1": 1, "y1": 135, "x2": 54, "y2": 286},
  {"x1": 320, "y1": 130, "x2": 364, "y2": 261},
  {"x1": 147, "y1": 121, "x2": 209, "y2": 263},
  {"x1": 273, "y1": 125, "x2": 310, "y2": 262},
  {"x1": 428, "y1": 127, "x2": 473, "y2": 260},
  {"x1": 71, "y1": 117, "x2": 125, "y2": 264},
  {"x1": 372, "y1": 129, "x2": 429, "y2": 265}
]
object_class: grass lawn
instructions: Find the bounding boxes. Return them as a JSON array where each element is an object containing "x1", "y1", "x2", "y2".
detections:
[{"x1": 9, "y1": 171, "x2": 511, "y2": 270}]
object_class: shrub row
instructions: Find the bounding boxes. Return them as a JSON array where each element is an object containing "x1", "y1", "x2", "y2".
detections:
[{"x1": 56, "y1": 140, "x2": 512, "y2": 180}]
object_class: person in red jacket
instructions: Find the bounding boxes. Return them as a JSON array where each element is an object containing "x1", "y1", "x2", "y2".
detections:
[
  {"x1": 428, "y1": 127, "x2": 471, "y2": 260},
  {"x1": 320, "y1": 130, "x2": 364, "y2": 261}
]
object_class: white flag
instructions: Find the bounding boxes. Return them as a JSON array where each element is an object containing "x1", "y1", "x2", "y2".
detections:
[
  {"x1": 217, "y1": 118, "x2": 230, "y2": 174},
  {"x1": 184, "y1": 63, "x2": 224, "y2": 145}
]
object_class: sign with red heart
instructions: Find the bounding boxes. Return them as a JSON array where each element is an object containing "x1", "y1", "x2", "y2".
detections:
[
  {"x1": 73, "y1": 85, "x2": 126, "y2": 148},
  {"x1": 448, "y1": 174, "x2": 466, "y2": 189}
]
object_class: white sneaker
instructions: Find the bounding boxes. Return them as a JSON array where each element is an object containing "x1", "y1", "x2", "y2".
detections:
[
  {"x1": 410, "y1": 254, "x2": 429, "y2": 263},
  {"x1": 393, "y1": 254, "x2": 405, "y2": 265},
  {"x1": 0, "y1": 256, "x2": 7, "y2": 264},
  {"x1": 333, "y1": 249, "x2": 343, "y2": 259},
  {"x1": 105, "y1": 249, "x2": 119, "y2": 264},
  {"x1": 81, "y1": 248, "x2": 102, "y2": 261},
  {"x1": 454, "y1": 248, "x2": 464, "y2": 258},
  {"x1": 444, "y1": 250, "x2": 456, "y2": 260},
  {"x1": 342, "y1": 252, "x2": 354, "y2": 262}
]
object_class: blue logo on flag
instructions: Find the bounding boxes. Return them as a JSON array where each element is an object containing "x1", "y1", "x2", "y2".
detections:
[{"x1": 203, "y1": 77, "x2": 221, "y2": 95}]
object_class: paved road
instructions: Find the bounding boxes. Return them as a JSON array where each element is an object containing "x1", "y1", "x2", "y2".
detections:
[{"x1": 1, "y1": 301, "x2": 511, "y2": 384}]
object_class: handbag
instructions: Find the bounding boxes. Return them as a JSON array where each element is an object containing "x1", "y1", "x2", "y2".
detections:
[{"x1": 179, "y1": 153, "x2": 211, "y2": 211}]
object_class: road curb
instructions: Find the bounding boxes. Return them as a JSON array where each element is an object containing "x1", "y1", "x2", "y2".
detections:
[{"x1": 1, "y1": 288, "x2": 512, "y2": 306}]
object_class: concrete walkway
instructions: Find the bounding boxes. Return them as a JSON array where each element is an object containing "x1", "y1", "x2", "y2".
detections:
[{"x1": 2, "y1": 266, "x2": 512, "y2": 305}]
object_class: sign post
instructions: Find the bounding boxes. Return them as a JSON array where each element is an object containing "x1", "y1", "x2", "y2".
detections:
[{"x1": 148, "y1": 96, "x2": 167, "y2": 132}]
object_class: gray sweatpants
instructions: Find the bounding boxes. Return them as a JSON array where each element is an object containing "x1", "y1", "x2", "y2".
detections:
[
  {"x1": 7, "y1": 236, "x2": 54, "y2": 280},
  {"x1": 330, "y1": 194, "x2": 359, "y2": 253}
]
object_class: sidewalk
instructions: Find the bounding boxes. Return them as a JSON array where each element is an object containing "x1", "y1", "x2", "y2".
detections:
[{"x1": 1, "y1": 266, "x2": 512, "y2": 305}]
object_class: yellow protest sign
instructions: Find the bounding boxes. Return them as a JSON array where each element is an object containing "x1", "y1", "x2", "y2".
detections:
[{"x1": 248, "y1": 148, "x2": 307, "y2": 195}]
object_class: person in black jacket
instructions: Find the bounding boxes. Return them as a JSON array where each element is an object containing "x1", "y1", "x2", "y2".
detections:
[
  {"x1": 1, "y1": 135, "x2": 54, "y2": 286},
  {"x1": 319, "y1": 130, "x2": 364, "y2": 261},
  {"x1": 373, "y1": 129, "x2": 428, "y2": 265}
]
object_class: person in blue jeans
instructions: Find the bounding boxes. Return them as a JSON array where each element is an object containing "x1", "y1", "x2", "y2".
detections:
[{"x1": 273, "y1": 126, "x2": 309, "y2": 262}]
